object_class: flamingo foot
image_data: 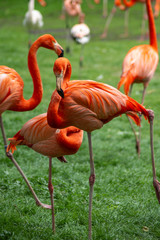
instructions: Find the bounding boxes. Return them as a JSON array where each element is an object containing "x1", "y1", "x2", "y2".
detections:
[
  {"x1": 57, "y1": 156, "x2": 67, "y2": 163},
  {"x1": 153, "y1": 179, "x2": 160, "y2": 204},
  {"x1": 37, "y1": 202, "x2": 52, "y2": 209},
  {"x1": 100, "y1": 32, "x2": 107, "y2": 39}
]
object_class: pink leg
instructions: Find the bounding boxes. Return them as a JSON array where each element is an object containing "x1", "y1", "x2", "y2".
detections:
[
  {"x1": 87, "y1": 132, "x2": 95, "y2": 240},
  {"x1": 126, "y1": 85, "x2": 140, "y2": 155},
  {"x1": 6, "y1": 151, "x2": 52, "y2": 209},
  {"x1": 48, "y1": 157, "x2": 55, "y2": 232},
  {"x1": 148, "y1": 110, "x2": 160, "y2": 203},
  {"x1": 0, "y1": 116, "x2": 8, "y2": 152},
  {"x1": 100, "y1": 6, "x2": 116, "y2": 39},
  {"x1": 137, "y1": 86, "x2": 147, "y2": 155}
]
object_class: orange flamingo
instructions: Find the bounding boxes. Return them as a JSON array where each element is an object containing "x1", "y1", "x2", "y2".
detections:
[
  {"x1": 118, "y1": 0, "x2": 158, "y2": 155},
  {"x1": 100, "y1": 0, "x2": 129, "y2": 39},
  {"x1": 47, "y1": 57, "x2": 160, "y2": 239},
  {"x1": 7, "y1": 113, "x2": 83, "y2": 232},
  {"x1": 0, "y1": 34, "x2": 64, "y2": 207}
]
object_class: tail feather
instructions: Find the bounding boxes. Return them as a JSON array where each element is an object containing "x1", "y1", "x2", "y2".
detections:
[
  {"x1": 126, "y1": 111, "x2": 141, "y2": 126},
  {"x1": 126, "y1": 96, "x2": 150, "y2": 124},
  {"x1": 117, "y1": 71, "x2": 134, "y2": 95},
  {"x1": 7, "y1": 130, "x2": 24, "y2": 154}
]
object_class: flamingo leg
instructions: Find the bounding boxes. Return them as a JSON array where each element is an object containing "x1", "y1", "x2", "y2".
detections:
[
  {"x1": 140, "y1": 4, "x2": 147, "y2": 41},
  {"x1": 122, "y1": 9, "x2": 129, "y2": 38},
  {"x1": 65, "y1": 15, "x2": 71, "y2": 53},
  {"x1": 148, "y1": 110, "x2": 160, "y2": 203},
  {"x1": 103, "y1": 0, "x2": 108, "y2": 18},
  {"x1": 137, "y1": 85, "x2": 147, "y2": 155},
  {"x1": 48, "y1": 157, "x2": 55, "y2": 232},
  {"x1": 87, "y1": 132, "x2": 95, "y2": 240},
  {"x1": 100, "y1": 6, "x2": 117, "y2": 39},
  {"x1": 0, "y1": 116, "x2": 8, "y2": 152},
  {"x1": 79, "y1": 44, "x2": 84, "y2": 68},
  {"x1": 126, "y1": 85, "x2": 140, "y2": 155},
  {"x1": 6, "y1": 151, "x2": 52, "y2": 209}
]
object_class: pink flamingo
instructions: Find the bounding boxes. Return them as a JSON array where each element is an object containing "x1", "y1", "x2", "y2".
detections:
[
  {"x1": 0, "y1": 34, "x2": 64, "y2": 208},
  {"x1": 118, "y1": 0, "x2": 159, "y2": 155},
  {"x1": 7, "y1": 113, "x2": 83, "y2": 232},
  {"x1": 47, "y1": 57, "x2": 160, "y2": 239}
]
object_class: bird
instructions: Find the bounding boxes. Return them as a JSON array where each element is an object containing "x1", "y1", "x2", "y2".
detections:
[
  {"x1": 70, "y1": 13, "x2": 90, "y2": 67},
  {"x1": 100, "y1": 0, "x2": 129, "y2": 39},
  {"x1": 118, "y1": 0, "x2": 158, "y2": 155},
  {"x1": 0, "y1": 34, "x2": 64, "y2": 205},
  {"x1": 63, "y1": 0, "x2": 84, "y2": 53},
  {"x1": 46, "y1": 57, "x2": 160, "y2": 240},
  {"x1": 23, "y1": 0, "x2": 46, "y2": 47},
  {"x1": 7, "y1": 112, "x2": 83, "y2": 232}
]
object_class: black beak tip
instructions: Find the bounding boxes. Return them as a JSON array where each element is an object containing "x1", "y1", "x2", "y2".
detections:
[
  {"x1": 57, "y1": 89, "x2": 64, "y2": 98},
  {"x1": 59, "y1": 49, "x2": 64, "y2": 58}
]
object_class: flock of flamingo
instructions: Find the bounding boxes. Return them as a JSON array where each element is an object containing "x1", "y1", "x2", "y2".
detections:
[{"x1": 1, "y1": 0, "x2": 160, "y2": 239}]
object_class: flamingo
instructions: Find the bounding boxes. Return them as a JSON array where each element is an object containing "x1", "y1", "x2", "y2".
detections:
[
  {"x1": 63, "y1": 0, "x2": 84, "y2": 53},
  {"x1": 100, "y1": 0, "x2": 129, "y2": 39},
  {"x1": 23, "y1": 0, "x2": 46, "y2": 47},
  {"x1": 0, "y1": 34, "x2": 64, "y2": 206},
  {"x1": 70, "y1": 13, "x2": 90, "y2": 67},
  {"x1": 7, "y1": 113, "x2": 83, "y2": 232},
  {"x1": 118, "y1": 0, "x2": 158, "y2": 155},
  {"x1": 47, "y1": 57, "x2": 160, "y2": 239}
]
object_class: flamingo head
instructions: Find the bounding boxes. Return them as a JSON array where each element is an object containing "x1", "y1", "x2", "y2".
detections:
[
  {"x1": 53, "y1": 57, "x2": 72, "y2": 98},
  {"x1": 38, "y1": 34, "x2": 64, "y2": 57}
]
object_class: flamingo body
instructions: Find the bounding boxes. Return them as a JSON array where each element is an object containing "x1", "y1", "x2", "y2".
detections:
[
  {"x1": 71, "y1": 23, "x2": 90, "y2": 44},
  {"x1": 23, "y1": 9, "x2": 43, "y2": 30},
  {"x1": 23, "y1": 0, "x2": 45, "y2": 31},
  {"x1": 64, "y1": 0, "x2": 82, "y2": 17},
  {"x1": 0, "y1": 66, "x2": 25, "y2": 115},
  {"x1": 47, "y1": 57, "x2": 150, "y2": 132},
  {"x1": 7, "y1": 113, "x2": 83, "y2": 157},
  {"x1": 118, "y1": 44, "x2": 159, "y2": 94}
]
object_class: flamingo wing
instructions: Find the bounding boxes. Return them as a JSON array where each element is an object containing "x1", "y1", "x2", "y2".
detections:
[
  {"x1": 56, "y1": 80, "x2": 149, "y2": 132},
  {"x1": 0, "y1": 66, "x2": 24, "y2": 115},
  {"x1": 118, "y1": 45, "x2": 159, "y2": 94}
]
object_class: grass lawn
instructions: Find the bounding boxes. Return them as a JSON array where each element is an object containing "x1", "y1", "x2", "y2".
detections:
[{"x1": 0, "y1": 0, "x2": 160, "y2": 239}]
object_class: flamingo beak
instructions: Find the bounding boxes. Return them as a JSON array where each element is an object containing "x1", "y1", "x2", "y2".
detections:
[
  {"x1": 56, "y1": 73, "x2": 64, "y2": 98},
  {"x1": 54, "y1": 42, "x2": 64, "y2": 57}
]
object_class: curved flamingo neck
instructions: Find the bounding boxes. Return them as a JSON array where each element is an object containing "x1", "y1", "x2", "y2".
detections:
[
  {"x1": 15, "y1": 38, "x2": 43, "y2": 111},
  {"x1": 56, "y1": 127, "x2": 83, "y2": 152},
  {"x1": 29, "y1": 0, "x2": 34, "y2": 13},
  {"x1": 146, "y1": 0, "x2": 158, "y2": 51},
  {"x1": 47, "y1": 60, "x2": 72, "y2": 129}
]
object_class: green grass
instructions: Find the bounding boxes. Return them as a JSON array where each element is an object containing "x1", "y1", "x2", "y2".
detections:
[{"x1": 1, "y1": 0, "x2": 160, "y2": 239}]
